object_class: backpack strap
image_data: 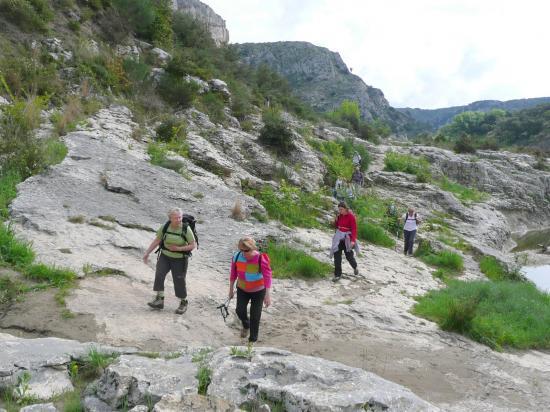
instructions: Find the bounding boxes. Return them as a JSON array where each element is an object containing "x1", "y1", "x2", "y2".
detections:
[{"x1": 157, "y1": 222, "x2": 189, "y2": 256}]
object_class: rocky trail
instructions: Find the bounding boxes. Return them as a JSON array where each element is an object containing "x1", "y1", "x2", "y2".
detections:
[{"x1": 2, "y1": 106, "x2": 550, "y2": 411}]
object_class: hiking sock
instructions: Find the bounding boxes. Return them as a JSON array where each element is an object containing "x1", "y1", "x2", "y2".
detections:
[{"x1": 157, "y1": 291, "x2": 164, "y2": 298}]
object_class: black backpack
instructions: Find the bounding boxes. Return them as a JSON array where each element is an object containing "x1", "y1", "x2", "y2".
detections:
[{"x1": 156, "y1": 214, "x2": 199, "y2": 256}]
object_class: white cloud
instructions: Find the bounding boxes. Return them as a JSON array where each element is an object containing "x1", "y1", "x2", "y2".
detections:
[{"x1": 205, "y1": 0, "x2": 550, "y2": 108}]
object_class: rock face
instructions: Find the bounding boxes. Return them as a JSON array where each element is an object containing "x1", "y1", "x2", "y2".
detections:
[
  {"x1": 208, "y1": 347, "x2": 439, "y2": 411},
  {"x1": 172, "y1": 0, "x2": 229, "y2": 45},
  {"x1": 235, "y1": 41, "x2": 412, "y2": 130}
]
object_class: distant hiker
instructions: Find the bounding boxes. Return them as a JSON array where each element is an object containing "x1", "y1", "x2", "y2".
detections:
[
  {"x1": 401, "y1": 207, "x2": 421, "y2": 256},
  {"x1": 352, "y1": 151, "x2": 362, "y2": 167},
  {"x1": 229, "y1": 237, "x2": 273, "y2": 343},
  {"x1": 330, "y1": 201, "x2": 360, "y2": 282},
  {"x1": 143, "y1": 208, "x2": 196, "y2": 314},
  {"x1": 333, "y1": 178, "x2": 346, "y2": 201},
  {"x1": 351, "y1": 167, "x2": 364, "y2": 196}
]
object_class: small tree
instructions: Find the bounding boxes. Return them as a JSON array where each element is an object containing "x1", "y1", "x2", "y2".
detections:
[
  {"x1": 259, "y1": 108, "x2": 294, "y2": 155},
  {"x1": 454, "y1": 133, "x2": 477, "y2": 154}
]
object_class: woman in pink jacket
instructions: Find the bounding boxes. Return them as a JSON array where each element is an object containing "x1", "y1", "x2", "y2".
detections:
[{"x1": 228, "y1": 237, "x2": 272, "y2": 343}]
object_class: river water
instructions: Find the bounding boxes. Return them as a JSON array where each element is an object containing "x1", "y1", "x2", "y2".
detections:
[{"x1": 521, "y1": 265, "x2": 550, "y2": 292}]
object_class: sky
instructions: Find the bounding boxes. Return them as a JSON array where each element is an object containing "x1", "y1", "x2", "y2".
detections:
[{"x1": 204, "y1": 0, "x2": 550, "y2": 109}]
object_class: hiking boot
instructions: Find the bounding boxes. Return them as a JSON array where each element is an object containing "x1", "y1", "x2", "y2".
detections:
[
  {"x1": 175, "y1": 300, "x2": 188, "y2": 315},
  {"x1": 332, "y1": 275, "x2": 341, "y2": 282},
  {"x1": 354, "y1": 267, "x2": 359, "y2": 276},
  {"x1": 147, "y1": 296, "x2": 164, "y2": 310}
]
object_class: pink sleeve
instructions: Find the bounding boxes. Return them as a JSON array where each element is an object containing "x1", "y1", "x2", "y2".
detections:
[
  {"x1": 261, "y1": 254, "x2": 273, "y2": 289},
  {"x1": 230, "y1": 253, "x2": 238, "y2": 282}
]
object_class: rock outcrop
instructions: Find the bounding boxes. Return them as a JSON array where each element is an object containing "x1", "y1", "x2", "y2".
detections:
[
  {"x1": 0, "y1": 335, "x2": 438, "y2": 411},
  {"x1": 235, "y1": 41, "x2": 412, "y2": 131},
  {"x1": 172, "y1": 0, "x2": 229, "y2": 46}
]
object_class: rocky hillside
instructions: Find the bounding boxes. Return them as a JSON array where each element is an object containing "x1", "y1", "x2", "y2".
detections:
[
  {"x1": 399, "y1": 96, "x2": 550, "y2": 131},
  {"x1": 1, "y1": 1, "x2": 550, "y2": 411},
  {"x1": 235, "y1": 41, "x2": 413, "y2": 131},
  {"x1": 172, "y1": 0, "x2": 229, "y2": 45}
]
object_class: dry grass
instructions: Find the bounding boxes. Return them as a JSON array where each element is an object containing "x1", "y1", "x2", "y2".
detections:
[{"x1": 231, "y1": 199, "x2": 246, "y2": 221}]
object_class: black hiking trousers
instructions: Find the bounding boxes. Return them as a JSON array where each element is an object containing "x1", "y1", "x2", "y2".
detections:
[
  {"x1": 404, "y1": 229, "x2": 416, "y2": 256},
  {"x1": 154, "y1": 254, "x2": 188, "y2": 299},
  {"x1": 334, "y1": 240, "x2": 358, "y2": 278},
  {"x1": 235, "y1": 287, "x2": 266, "y2": 342}
]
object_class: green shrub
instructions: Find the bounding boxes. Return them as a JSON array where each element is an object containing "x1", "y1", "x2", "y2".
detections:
[
  {"x1": 413, "y1": 280, "x2": 550, "y2": 350},
  {"x1": 158, "y1": 73, "x2": 199, "y2": 108},
  {"x1": 0, "y1": 170, "x2": 21, "y2": 219},
  {"x1": 172, "y1": 11, "x2": 215, "y2": 49},
  {"x1": 112, "y1": 0, "x2": 156, "y2": 39},
  {"x1": 415, "y1": 240, "x2": 463, "y2": 272},
  {"x1": 479, "y1": 256, "x2": 523, "y2": 282},
  {"x1": 259, "y1": 108, "x2": 294, "y2": 155},
  {"x1": 327, "y1": 100, "x2": 361, "y2": 130},
  {"x1": 248, "y1": 182, "x2": 330, "y2": 228},
  {"x1": 338, "y1": 138, "x2": 371, "y2": 171},
  {"x1": 0, "y1": 224, "x2": 35, "y2": 268},
  {"x1": 24, "y1": 263, "x2": 76, "y2": 287},
  {"x1": 383, "y1": 151, "x2": 432, "y2": 182},
  {"x1": 267, "y1": 242, "x2": 332, "y2": 279},
  {"x1": 229, "y1": 81, "x2": 254, "y2": 120},
  {"x1": 0, "y1": 0, "x2": 53, "y2": 31},
  {"x1": 357, "y1": 220, "x2": 395, "y2": 247},
  {"x1": 454, "y1": 134, "x2": 477, "y2": 154},
  {"x1": 155, "y1": 117, "x2": 186, "y2": 142},
  {"x1": 198, "y1": 92, "x2": 226, "y2": 125},
  {"x1": 436, "y1": 177, "x2": 489, "y2": 204},
  {"x1": 318, "y1": 141, "x2": 354, "y2": 185}
]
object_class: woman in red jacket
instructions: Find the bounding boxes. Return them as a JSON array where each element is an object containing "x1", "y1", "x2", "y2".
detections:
[{"x1": 330, "y1": 201, "x2": 359, "y2": 282}]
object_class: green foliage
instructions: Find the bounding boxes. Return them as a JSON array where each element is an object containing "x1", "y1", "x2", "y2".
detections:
[
  {"x1": 248, "y1": 182, "x2": 331, "y2": 228},
  {"x1": 414, "y1": 240, "x2": 464, "y2": 273},
  {"x1": 0, "y1": 0, "x2": 53, "y2": 31},
  {"x1": 479, "y1": 256, "x2": 524, "y2": 282},
  {"x1": 198, "y1": 92, "x2": 226, "y2": 125},
  {"x1": 327, "y1": 99, "x2": 361, "y2": 130},
  {"x1": 172, "y1": 11, "x2": 215, "y2": 49},
  {"x1": 435, "y1": 177, "x2": 489, "y2": 204},
  {"x1": 259, "y1": 108, "x2": 294, "y2": 155},
  {"x1": 155, "y1": 117, "x2": 186, "y2": 142},
  {"x1": 266, "y1": 242, "x2": 332, "y2": 279},
  {"x1": 318, "y1": 141, "x2": 354, "y2": 184},
  {"x1": 147, "y1": 141, "x2": 187, "y2": 173},
  {"x1": 112, "y1": 0, "x2": 156, "y2": 39},
  {"x1": 229, "y1": 343, "x2": 255, "y2": 359},
  {"x1": 24, "y1": 263, "x2": 76, "y2": 287},
  {"x1": 157, "y1": 73, "x2": 199, "y2": 108},
  {"x1": 443, "y1": 110, "x2": 506, "y2": 138},
  {"x1": 229, "y1": 80, "x2": 254, "y2": 120},
  {"x1": 196, "y1": 365, "x2": 211, "y2": 395},
  {"x1": 0, "y1": 98, "x2": 47, "y2": 178},
  {"x1": 413, "y1": 280, "x2": 550, "y2": 350},
  {"x1": 453, "y1": 133, "x2": 477, "y2": 154},
  {"x1": 338, "y1": 138, "x2": 371, "y2": 171},
  {"x1": 383, "y1": 152, "x2": 432, "y2": 182},
  {"x1": 357, "y1": 220, "x2": 395, "y2": 247},
  {"x1": 0, "y1": 170, "x2": 21, "y2": 219},
  {"x1": 0, "y1": 224, "x2": 35, "y2": 268}
]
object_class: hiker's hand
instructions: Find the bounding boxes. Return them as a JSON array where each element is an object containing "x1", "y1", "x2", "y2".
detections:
[
  {"x1": 264, "y1": 291, "x2": 271, "y2": 308},
  {"x1": 351, "y1": 241, "x2": 355, "y2": 248},
  {"x1": 166, "y1": 245, "x2": 182, "y2": 252},
  {"x1": 143, "y1": 254, "x2": 149, "y2": 264},
  {"x1": 228, "y1": 288, "x2": 234, "y2": 299}
]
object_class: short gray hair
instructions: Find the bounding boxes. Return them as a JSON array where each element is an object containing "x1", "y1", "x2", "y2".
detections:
[{"x1": 168, "y1": 207, "x2": 183, "y2": 217}]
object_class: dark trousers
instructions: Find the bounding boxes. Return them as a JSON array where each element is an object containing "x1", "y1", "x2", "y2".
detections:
[
  {"x1": 235, "y1": 288, "x2": 266, "y2": 342},
  {"x1": 404, "y1": 229, "x2": 416, "y2": 255},
  {"x1": 334, "y1": 240, "x2": 357, "y2": 277},
  {"x1": 154, "y1": 254, "x2": 188, "y2": 299}
]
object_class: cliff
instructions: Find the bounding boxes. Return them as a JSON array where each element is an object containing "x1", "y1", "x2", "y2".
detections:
[
  {"x1": 235, "y1": 41, "x2": 413, "y2": 131},
  {"x1": 172, "y1": 0, "x2": 229, "y2": 45}
]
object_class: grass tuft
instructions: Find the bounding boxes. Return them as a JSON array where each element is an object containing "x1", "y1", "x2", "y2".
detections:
[
  {"x1": 266, "y1": 242, "x2": 332, "y2": 279},
  {"x1": 413, "y1": 280, "x2": 550, "y2": 350}
]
